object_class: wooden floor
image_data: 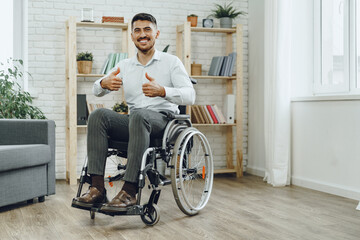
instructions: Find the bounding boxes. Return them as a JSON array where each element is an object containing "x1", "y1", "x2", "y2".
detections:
[{"x1": 1, "y1": 174, "x2": 359, "y2": 240}]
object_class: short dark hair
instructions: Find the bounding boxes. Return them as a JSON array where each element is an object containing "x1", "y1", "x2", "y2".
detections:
[{"x1": 131, "y1": 13, "x2": 157, "y2": 30}]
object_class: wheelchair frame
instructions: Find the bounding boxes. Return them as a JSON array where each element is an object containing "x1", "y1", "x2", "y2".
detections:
[{"x1": 72, "y1": 113, "x2": 213, "y2": 226}]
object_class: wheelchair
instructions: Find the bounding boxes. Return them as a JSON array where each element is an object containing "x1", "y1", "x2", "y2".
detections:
[{"x1": 71, "y1": 112, "x2": 213, "y2": 226}]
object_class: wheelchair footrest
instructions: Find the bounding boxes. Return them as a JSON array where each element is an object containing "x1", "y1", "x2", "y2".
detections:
[
  {"x1": 98, "y1": 205, "x2": 143, "y2": 216},
  {"x1": 71, "y1": 198, "x2": 105, "y2": 211},
  {"x1": 161, "y1": 179, "x2": 171, "y2": 186}
]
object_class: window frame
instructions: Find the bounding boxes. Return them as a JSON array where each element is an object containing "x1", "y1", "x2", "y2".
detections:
[{"x1": 314, "y1": 0, "x2": 352, "y2": 95}]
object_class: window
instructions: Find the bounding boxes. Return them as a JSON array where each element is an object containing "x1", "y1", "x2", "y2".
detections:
[
  {"x1": 314, "y1": 0, "x2": 360, "y2": 94},
  {"x1": 0, "y1": 2, "x2": 13, "y2": 64},
  {"x1": 0, "y1": 0, "x2": 28, "y2": 90}
]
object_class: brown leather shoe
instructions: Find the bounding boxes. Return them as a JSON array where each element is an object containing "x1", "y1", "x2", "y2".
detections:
[
  {"x1": 100, "y1": 190, "x2": 136, "y2": 212},
  {"x1": 72, "y1": 187, "x2": 107, "y2": 209}
]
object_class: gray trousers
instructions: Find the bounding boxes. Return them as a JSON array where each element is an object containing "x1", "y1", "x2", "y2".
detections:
[{"x1": 87, "y1": 108, "x2": 169, "y2": 183}]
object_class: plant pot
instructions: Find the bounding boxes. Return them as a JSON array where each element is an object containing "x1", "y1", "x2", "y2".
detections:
[
  {"x1": 117, "y1": 112, "x2": 128, "y2": 115},
  {"x1": 220, "y1": 17, "x2": 232, "y2": 28},
  {"x1": 77, "y1": 60, "x2": 93, "y2": 74},
  {"x1": 187, "y1": 16, "x2": 198, "y2": 27}
]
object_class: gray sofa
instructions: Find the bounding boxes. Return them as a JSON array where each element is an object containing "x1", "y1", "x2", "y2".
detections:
[{"x1": 0, "y1": 119, "x2": 55, "y2": 208}]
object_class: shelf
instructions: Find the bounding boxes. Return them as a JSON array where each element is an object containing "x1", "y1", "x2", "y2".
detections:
[
  {"x1": 177, "y1": 25, "x2": 236, "y2": 34},
  {"x1": 66, "y1": 16, "x2": 135, "y2": 185},
  {"x1": 193, "y1": 123, "x2": 235, "y2": 127},
  {"x1": 77, "y1": 74, "x2": 105, "y2": 77},
  {"x1": 191, "y1": 27, "x2": 236, "y2": 33},
  {"x1": 76, "y1": 22, "x2": 128, "y2": 29},
  {"x1": 177, "y1": 22, "x2": 243, "y2": 178},
  {"x1": 191, "y1": 75, "x2": 236, "y2": 80},
  {"x1": 214, "y1": 168, "x2": 237, "y2": 174}
]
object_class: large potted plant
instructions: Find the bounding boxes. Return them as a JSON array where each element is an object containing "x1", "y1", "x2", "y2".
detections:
[
  {"x1": 210, "y1": 2, "x2": 247, "y2": 28},
  {"x1": 0, "y1": 59, "x2": 46, "y2": 119},
  {"x1": 77, "y1": 51, "x2": 93, "y2": 74}
]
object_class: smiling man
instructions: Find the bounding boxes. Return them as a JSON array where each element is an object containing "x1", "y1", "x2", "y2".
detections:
[{"x1": 72, "y1": 13, "x2": 195, "y2": 212}]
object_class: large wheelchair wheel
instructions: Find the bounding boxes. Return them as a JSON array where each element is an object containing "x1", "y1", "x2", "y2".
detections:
[
  {"x1": 170, "y1": 127, "x2": 213, "y2": 216},
  {"x1": 104, "y1": 152, "x2": 127, "y2": 200}
]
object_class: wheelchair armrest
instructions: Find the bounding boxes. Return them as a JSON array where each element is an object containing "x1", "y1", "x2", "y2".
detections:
[
  {"x1": 161, "y1": 111, "x2": 190, "y2": 121},
  {"x1": 189, "y1": 77, "x2": 197, "y2": 84},
  {"x1": 174, "y1": 114, "x2": 190, "y2": 120}
]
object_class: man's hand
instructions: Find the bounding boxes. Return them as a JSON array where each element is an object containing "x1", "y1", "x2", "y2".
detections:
[
  {"x1": 100, "y1": 67, "x2": 122, "y2": 91},
  {"x1": 142, "y1": 72, "x2": 166, "y2": 97}
]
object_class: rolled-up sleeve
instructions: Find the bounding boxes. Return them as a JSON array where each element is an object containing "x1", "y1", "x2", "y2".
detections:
[
  {"x1": 164, "y1": 59, "x2": 196, "y2": 105},
  {"x1": 92, "y1": 66, "x2": 119, "y2": 97}
]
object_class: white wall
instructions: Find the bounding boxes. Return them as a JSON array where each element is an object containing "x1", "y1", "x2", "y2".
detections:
[
  {"x1": 292, "y1": 101, "x2": 360, "y2": 200},
  {"x1": 27, "y1": 0, "x2": 249, "y2": 179}
]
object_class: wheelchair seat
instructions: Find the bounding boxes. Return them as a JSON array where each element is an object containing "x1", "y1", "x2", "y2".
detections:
[{"x1": 108, "y1": 137, "x2": 163, "y2": 152}]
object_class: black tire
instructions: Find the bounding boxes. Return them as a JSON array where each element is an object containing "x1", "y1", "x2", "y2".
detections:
[{"x1": 141, "y1": 204, "x2": 160, "y2": 226}]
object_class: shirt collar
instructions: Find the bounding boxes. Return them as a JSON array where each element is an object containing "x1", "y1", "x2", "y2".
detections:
[{"x1": 132, "y1": 49, "x2": 161, "y2": 66}]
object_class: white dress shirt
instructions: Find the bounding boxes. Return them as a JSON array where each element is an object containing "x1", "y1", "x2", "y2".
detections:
[{"x1": 93, "y1": 50, "x2": 195, "y2": 114}]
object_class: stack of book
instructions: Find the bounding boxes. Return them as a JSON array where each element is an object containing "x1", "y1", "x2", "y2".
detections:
[
  {"x1": 191, "y1": 105, "x2": 227, "y2": 124},
  {"x1": 208, "y1": 52, "x2": 236, "y2": 76},
  {"x1": 87, "y1": 103, "x2": 105, "y2": 114},
  {"x1": 100, "y1": 52, "x2": 128, "y2": 74}
]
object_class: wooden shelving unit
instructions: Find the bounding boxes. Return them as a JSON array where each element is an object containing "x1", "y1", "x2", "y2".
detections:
[
  {"x1": 65, "y1": 16, "x2": 135, "y2": 185},
  {"x1": 176, "y1": 22, "x2": 243, "y2": 177}
]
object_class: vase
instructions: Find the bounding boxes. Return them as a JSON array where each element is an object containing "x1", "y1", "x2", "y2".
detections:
[
  {"x1": 77, "y1": 61, "x2": 93, "y2": 74},
  {"x1": 220, "y1": 17, "x2": 232, "y2": 28}
]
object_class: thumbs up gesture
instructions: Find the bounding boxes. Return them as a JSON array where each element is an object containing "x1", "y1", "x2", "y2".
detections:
[
  {"x1": 100, "y1": 67, "x2": 122, "y2": 91},
  {"x1": 142, "y1": 72, "x2": 166, "y2": 97}
]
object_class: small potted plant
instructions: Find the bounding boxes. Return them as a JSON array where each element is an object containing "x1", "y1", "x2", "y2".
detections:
[
  {"x1": 77, "y1": 51, "x2": 93, "y2": 74},
  {"x1": 210, "y1": 2, "x2": 247, "y2": 28},
  {"x1": 187, "y1": 14, "x2": 198, "y2": 27},
  {"x1": 112, "y1": 101, "x2": 128, "y2": 114}
]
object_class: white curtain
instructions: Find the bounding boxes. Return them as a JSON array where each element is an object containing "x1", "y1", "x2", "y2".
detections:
[{"x1": 263, "y1": 0, "x2": 292, "y2": 186}]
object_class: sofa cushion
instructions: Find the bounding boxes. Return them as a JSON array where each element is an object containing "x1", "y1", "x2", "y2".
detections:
[{"x1": 0, "y1": 144, "x2": 51, "y2": 172}]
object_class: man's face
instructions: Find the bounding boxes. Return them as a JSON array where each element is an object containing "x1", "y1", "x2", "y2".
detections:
[{"x1": 131, "y1": 20, "x2": 159, "y2": 54}]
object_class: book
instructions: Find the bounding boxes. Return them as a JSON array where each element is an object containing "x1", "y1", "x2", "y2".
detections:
[
  {"x1": 208, "y1": 57, "x2": 218, "y2": 76},
  {"x1": 191, "y1": 106, "x2": 200, "y2": 123},
  {"x1": 102, "y1": 52, "x2": 128, "y2": 74},
  {"x1": 219, "y1": 56, "x2": 229, "y2": 76},
  {"x1": 194, "y1": 105, "x2": 206, "y2": 124},
  {"x1": 202, "y1": 105, "x2": 213, "y2": 124},
  {"x1": 104, "y1": 53, "x2": 114, "y2": 74},
  {"x1": 207, "y1": 105, "x2": 218, "y2": 124},
  {"x1": 214, "y1": 56, "x2": 224, "y2": 76},
  {"x1": 87, "y1": 103, "x2": 105, "y2": 114},
  {"x1": 213, "y1": 104, "x2": 226, "y2": 124},
  {"x1": 226, "y1": 52, "x2": 237, "y2": 76}
]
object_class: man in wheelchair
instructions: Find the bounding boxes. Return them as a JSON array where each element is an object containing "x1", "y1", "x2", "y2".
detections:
[{"x1": 72, "y1": 13, "x2": 195, "y2": 212}]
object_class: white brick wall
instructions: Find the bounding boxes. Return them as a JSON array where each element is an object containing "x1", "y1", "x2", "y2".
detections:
[{"x1": 28, "y1": 0, "x2": 249, "y2": 179}]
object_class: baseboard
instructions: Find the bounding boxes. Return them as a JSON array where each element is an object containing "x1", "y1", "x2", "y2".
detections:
[
  {"x1": 246, "y1": 166, "x2": 265, "y2": 177},
  {"x1": 292, "y1": 176, "x2": 360, "y2": 201}
]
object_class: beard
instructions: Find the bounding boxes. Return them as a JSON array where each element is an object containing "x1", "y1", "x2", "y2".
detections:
[{"x1": 134, "y1": 37, "x2": 155, "y2": 54}]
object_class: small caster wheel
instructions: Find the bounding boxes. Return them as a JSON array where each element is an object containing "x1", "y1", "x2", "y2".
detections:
[
  {"x1": 38, "y1": 196, "x2": 45, "y2": 202},
  {"x1": 90, "y1": 210, "x2": 95, "y2": 219},
  {"x1": 141, "y1": 203, "x2": 160, "y2": 226}
]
